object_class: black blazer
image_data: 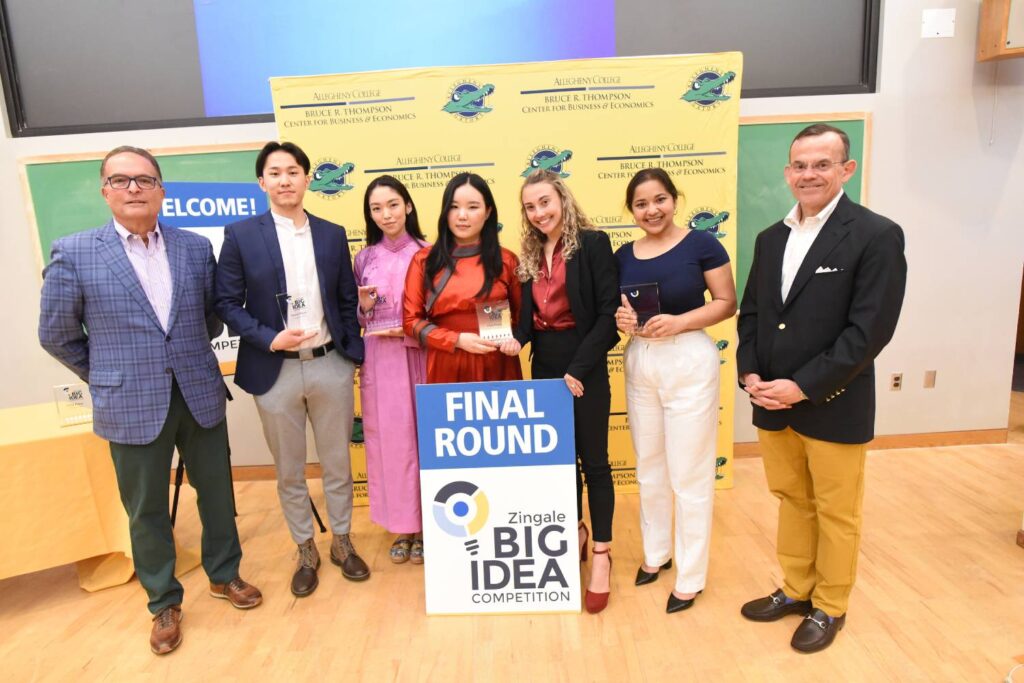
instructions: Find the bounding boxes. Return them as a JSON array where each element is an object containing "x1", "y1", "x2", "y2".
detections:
[
  {"x1": 736, "y1": 194, "x2": 906, "y2": 444},
  {"x1": 515, "y1": 229, "x2": 620, "y2": 379},
  {"x1": 215, "y1": 211, "x2": 364, "y2": 396}
]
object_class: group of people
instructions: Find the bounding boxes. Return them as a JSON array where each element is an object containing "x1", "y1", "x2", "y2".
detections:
[{"x1": 37, "y1": 123, "x2": 905, "y2": 657}]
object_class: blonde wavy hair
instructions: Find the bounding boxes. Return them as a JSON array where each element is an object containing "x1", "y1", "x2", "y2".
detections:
[{"x1": 515, "y1": 170, "x2": 595, "y2": 282}]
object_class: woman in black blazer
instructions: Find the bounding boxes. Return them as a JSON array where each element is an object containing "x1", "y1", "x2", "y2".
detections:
[{"x1": 514, "y1": 170, "x2": 620, "y2": 614}]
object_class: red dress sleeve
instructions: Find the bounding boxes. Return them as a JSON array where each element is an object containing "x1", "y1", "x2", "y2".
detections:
[{"x1": 403, "y1": 248, "x2": 460, "y2": 352}]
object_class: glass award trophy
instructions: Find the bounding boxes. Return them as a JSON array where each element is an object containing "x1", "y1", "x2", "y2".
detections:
[
  {"x1": 619, "y1": 282, "x2": 661, "y2": 328},
  {"x1": 364, "y1": 287, "x2": 402, "y2": 334},
  {"x1": 476, "y1": 300, "x2": 513, "y2": 342},
  {"x1": 53, "y1": 382, "x2": 92, "y2": 427},
  {"x1": 275, "y1": 292, "x2": 316, "y2": 332}
]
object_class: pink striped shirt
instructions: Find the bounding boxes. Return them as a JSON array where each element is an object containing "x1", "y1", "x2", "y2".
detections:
[{"x1": 113, "y1": 221, "x2": 173, "y2": 332}]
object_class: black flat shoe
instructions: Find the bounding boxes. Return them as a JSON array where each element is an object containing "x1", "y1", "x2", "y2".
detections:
[
  {"x1": 791, "y1": 608, "x2": 845, "y2": 653},
  {"x1": 666, "y1": 589, "x2": 702, "y2": 614},
  {"x1": 634, "y1": 559, "x2": 672, "y2": 586}
]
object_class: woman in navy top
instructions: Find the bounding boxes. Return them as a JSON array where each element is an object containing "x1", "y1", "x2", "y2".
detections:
[{"x1": 614, "y1": 167, "x2": 737, "y2": 614}]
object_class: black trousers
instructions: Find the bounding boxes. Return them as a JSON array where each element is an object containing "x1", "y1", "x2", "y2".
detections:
[{"x1": 532, "y1": 329, "x2": 614, "y2": 542}]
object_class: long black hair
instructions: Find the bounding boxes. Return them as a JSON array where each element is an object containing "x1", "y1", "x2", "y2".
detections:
[
  {"x1": 425, "y1": 172, "x2": 502, "y2": 299},
  {"x1": 362, "y1": 175, "x2": 426, "y2": 246}
]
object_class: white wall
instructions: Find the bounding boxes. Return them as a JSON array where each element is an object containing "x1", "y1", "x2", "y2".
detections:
[
  {"x1": 2, "y1": 0, "x2": 1022, "y2": 451},
  {"x1": 734, "y1": 0, "x2": 1024, "y2": 441}
]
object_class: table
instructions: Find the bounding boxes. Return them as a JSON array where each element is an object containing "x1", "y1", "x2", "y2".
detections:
[{"x1": 0, "y1": 402, "x2": 198, "y2": 591}]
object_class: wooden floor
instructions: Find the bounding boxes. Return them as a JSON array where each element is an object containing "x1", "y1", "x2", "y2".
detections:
[{"x1": 3, "y1": 403, "x2": 1024, "y2": 682}]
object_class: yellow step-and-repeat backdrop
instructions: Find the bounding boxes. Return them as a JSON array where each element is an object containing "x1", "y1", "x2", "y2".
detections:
[{"x1": 271, "y1": 53, "x2": 743, "y2": 498}]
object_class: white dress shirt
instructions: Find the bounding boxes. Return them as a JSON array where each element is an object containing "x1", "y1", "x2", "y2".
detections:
[
  {"x1": 114, "y1": 220, "x2": 173, "y2": 332},
  {"x1": 272, "y1": 211, "x2": 331, "y2": 349},
  {"x1": 780, "y1": 190, "x2": 844, "y2": 302}
]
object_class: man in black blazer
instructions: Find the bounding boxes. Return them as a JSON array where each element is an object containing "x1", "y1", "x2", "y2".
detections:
[
  {"x1": 215, "y1": 142, "x2": 367, "y2": 598},
  {"x1": 736, "y1": 124, "x2": 906, "y2": 653}
]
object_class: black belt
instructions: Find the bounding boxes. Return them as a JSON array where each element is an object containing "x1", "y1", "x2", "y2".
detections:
[{"x1": 278, "y1": 341, "x2": 334, "y2": 360}]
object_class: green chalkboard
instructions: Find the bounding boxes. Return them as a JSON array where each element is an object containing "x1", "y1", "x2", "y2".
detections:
[
  {"x1": 23, "y1": 145, "x2": 262, "y2": 265},
  {"x1": 736, "y1": 115, "x2": 867, "y2": 296}
]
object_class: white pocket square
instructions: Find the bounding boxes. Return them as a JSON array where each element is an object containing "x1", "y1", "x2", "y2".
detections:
[{"x1": 814, "y1": 266, "x2": 842, "y2": 274}]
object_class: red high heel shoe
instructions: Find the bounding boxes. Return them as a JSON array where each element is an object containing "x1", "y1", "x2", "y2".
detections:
[
  {"x1": 584, "y1": 547, "x2": 612, "y2": 614},
  {"x1": 578, "y1": 521, "x2": 589, "y2": 563}
]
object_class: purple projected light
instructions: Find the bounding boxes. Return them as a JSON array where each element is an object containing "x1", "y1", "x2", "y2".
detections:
[{"x1": 194, "y1": 0, "x2": 616, "y2": 117}]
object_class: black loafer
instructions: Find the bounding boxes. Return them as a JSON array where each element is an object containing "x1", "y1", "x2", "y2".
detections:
[
  {"x1": 791, "y1": 608, "x2": 845, "y2": 653},
  {"x1": 740, "y1": 588, "x2": 812, "y2": 622},
  {"x1": 634, "y1": 559, "x2": 672, "y2": 586},
  {"x1": 666, "y1": 589, "x2": 702, "y2": 614}
]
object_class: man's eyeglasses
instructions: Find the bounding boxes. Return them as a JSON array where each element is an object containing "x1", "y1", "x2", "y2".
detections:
[
  {"x1": 104, "y1": 175, "x2": 162, "y2": 191},
  {"x1": 787, "y1": 160, "x2": 847, "y2": 174}
]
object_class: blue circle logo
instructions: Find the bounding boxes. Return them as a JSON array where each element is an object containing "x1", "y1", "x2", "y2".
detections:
[{"x1": 432, "y1": 481, "x2": 489, "y2": 538}]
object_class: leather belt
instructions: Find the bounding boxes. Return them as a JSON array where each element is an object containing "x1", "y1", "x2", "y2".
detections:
[{"x1": 278, "y1": 341, "x2": 335, "y2": 361}]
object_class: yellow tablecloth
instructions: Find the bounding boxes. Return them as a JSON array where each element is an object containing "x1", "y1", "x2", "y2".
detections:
[{"x1": 0, "y1": 403, "x2": 198, "y2": 591}]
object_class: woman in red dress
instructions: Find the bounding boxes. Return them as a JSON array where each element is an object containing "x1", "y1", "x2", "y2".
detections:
[{"x1": 403, "y1": 172, "x2": 523, "y2": 382}]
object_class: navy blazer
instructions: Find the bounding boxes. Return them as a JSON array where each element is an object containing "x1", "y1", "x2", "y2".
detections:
[
  {"x1": 514, "y1": 229, "x2": 620, "y2": 379},
  {"x1": 215, "y1": 211, "x2": 364, "y2": 396},
  {"x1": 736, "y1": 194, "x2": 907, "y2": 444},
  {"x1": 39, "y1": 221, "x2": 226, "y2": 445}
]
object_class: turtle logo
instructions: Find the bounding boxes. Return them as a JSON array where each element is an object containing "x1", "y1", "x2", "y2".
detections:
[
  {"x1": 443, "y1": 82, "x2": 495, "y2": 120},
  {"x1": 715, "y1": 338, "x2": 729, "y2": 365},
  {"x1": 688, "y1": 207, "x2": 730, "y2": 238},
  {"x1": 309, "y1": 159, "x2": 355, "y2": 198},
  {"x1": 682, "y1": 69, "x2": 736, "y2": 108},
  {"x1": 521, "y1": 147, "x2": 573, "y2": 178}
]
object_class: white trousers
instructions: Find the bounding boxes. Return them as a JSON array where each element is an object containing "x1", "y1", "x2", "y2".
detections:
[{"x1": 625, "y1": 330, "x2": 720, "y2": 594}]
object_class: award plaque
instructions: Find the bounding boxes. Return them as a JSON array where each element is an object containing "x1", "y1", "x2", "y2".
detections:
[
  {"x1": 620, "y1": 282, "x2": 661, "y2": 328},
  {"x1": 364, "y1": 286, "x2": 403, "y2": 334},
  {"x1": 275, "y1": 292, "x2": 316, "y2": 332},
  {"x1": 53, "y1": 382, "x2": 92, "y2": 427},
  {"x1": 476, "y1": 300, "x2": 513, "y2": 342}
]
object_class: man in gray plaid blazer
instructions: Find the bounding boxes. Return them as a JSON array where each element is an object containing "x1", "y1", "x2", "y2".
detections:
[{"x1": 38, "y1": 146, "x2": 262, "y2": 656}]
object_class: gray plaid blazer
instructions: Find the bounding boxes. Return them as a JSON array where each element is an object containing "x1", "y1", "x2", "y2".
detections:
[{"x1": 39, "y1": 221, "x2": 226, "y2": 445}]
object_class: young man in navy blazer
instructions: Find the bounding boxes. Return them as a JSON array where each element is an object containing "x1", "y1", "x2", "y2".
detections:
[
  {"x1": 737, "y1": 124, "x2": 906, "y2": 653},
  {"x1": 215, "y1": 142, "x2": 366, "y2": 598},
  {"x1": 39, "y1": 146, "x2": 262, "y2": 656}
]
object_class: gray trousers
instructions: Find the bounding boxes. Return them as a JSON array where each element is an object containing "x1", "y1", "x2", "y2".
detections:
[{"x1": 254, "y1": 351, "x2": 356, "y2": 543}]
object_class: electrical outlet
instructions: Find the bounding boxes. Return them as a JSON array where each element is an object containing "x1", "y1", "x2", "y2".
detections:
[
  {"x1": 923, "y1": 370, "x2": 936, "y2": 388},
  {"x1": 890, "y1": 373, "x2": 903, "y2": 391}
]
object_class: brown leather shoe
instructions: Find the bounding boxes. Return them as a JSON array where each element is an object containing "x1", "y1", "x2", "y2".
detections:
[
  {"x1": 150, "y1": 605, "x2": 182, "y2": 655},
  {"x1": 292, "y1": 539, "x2": 321, "y2": 597},
  {"x1": 209, "y1": 576, "x2": 263, "y2": 609},
  {"x1": 330, "y1": 534, "x2": 370, "y2": 581}
]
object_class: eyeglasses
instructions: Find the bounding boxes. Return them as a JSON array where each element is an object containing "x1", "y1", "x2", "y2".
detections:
[
  {"x1": 104, "y1": 175, "x2": 162, "y2": 190},
  {"x1": 787, "y1": 160, "x2": 847, "y2": 174}
]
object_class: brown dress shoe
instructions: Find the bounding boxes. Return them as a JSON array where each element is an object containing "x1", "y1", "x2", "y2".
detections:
[
  {"x1": 292, "y1": 539, "x2": 321, "y2": 597},
  {"x1": 150, "y1": 605, "x2": 182, "y2": 655},
  {"x1": 330, "y1": 534, "x2": 370, "y2": 581},
  {"x1": 209, "y1": 577, "x2": 263, "y2": 609}
]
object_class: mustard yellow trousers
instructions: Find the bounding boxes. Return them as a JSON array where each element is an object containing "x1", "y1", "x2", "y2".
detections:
[{"x1": 758, "y1": 427, "x2": 867, "y2": 617}]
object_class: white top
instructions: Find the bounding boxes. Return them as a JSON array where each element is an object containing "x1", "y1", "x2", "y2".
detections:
[
  {"x1": 780, "y1": 190, "x2": 844, "y2": 302},
  {"x1": 272, "y1": 211, "x2": 331, "y2": 349},
  {"x1": 114, "y1": 221, "x2": 173, "y2": 332}
]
